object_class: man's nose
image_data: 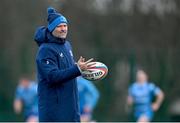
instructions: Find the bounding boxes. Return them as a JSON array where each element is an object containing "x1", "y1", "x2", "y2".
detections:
[
  {"x1": 60, "y1": 28, "x2": 65, "y2": 32},
  {"x1": 61, "y1": 30, "x2": 66, "y2": 33}
]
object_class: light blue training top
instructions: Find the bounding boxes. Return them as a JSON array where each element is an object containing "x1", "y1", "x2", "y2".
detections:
[
  {"x1": 15, "y1": 81, "x2": 38, "y2": 117},
  {"x1": 77, "y1": 77, "x2": 100, "y2": 114},
  {"x1": 128, "y1": 82, "x2": 161, "y2": 114}
]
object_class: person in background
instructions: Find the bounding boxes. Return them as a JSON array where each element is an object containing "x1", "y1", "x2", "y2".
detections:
[
  {"x1": 77, "y1": 76, "x2": 100, "y2": 122},
  {"x1": 127, "y1": 69, "x2": 164, "y2": 122},
  {"x1": 14, "y1": 76, "x2": 38, "y2": 122}
]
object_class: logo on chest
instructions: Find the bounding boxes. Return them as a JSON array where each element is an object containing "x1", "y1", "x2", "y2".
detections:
[
  {"x1": 58, "y1": 50, "x2": 73, "y2": 58},
  {"x1": 59, "y1": 53, "x2": 64, "y2": 58}
]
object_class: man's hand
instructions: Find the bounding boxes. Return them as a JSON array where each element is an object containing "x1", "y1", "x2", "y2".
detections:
[
  {"x1": 77, "y1": 56, "x2": 95, "y2": 71},
  {"x1": 152, "y1": 103, "x2": 160, "y2": 112},
  {"x1": 127, "y1": 96, "x2": 133, "y2": 105},
  {"x1": 81, "y1": 105, "x2": 92, "y2": 122},
  {"x1": 83, "y1": 105, "x2": 92, "y2": 113},
  {"x1": 14, "y1": 99, "x2": 22, "y2": 114},
  {"x1": 81, "y1": 114, "x2": 91, "y2": 122},
  {"x1": 152, "y1": 90, "x2": 164, "y2": 112}
]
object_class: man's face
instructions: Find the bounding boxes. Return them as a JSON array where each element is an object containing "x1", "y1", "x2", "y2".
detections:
[
  {"x1": 52, "y1": 23, "x2": 68, "y2": 39},
  {"x1": 136, "y1": 70, "x2": 148, "y2": 83},
  {"x1": 19, "y1": 78, "x2": 30, "y2": 88}
]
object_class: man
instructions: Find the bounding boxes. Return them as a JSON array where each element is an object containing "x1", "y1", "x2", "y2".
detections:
[
  {"x1": 127, "y1": 69, "x2": 164, "y2": 122},
  {"x1": 77, "y1": 76, "x2": 100, "y2": 122},
  {"x1": 34, "y1": 7, "x2": 94, "y2": 122},
  {"x1": 14, "y1": 77, "x2": 38, "y2": 122}
]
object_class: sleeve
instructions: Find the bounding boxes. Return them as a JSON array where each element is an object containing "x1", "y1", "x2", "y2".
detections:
[
  {"x1": 149, "y1": 83, "x2": 161, "y2": 96},
  {"x1": 31, "y1": 82, "x2": 38, "y2": 94},
  {"x1": 15, "y1": 87, "x2": 22, "y2": 100},
  {"x1": 81, "y1": 78, "x2": 100, "y2": 109},
  {"x1": 128, "y1": 85, "x2": 133, "y2": 97},
  {"x1": 36, "y1": 46, "x2": 81, "y2": 85}
]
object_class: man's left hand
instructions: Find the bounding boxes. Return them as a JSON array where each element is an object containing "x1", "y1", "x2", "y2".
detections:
[{"x1": 152, "y1": 103, "x2": 160, "y2": 112}]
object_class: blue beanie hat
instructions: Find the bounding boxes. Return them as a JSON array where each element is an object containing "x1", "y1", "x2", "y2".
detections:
[{"x1": 47, "y1": 7, "x2": 68, "y2": 32}]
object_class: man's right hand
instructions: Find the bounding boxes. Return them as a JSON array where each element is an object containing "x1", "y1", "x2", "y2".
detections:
[
  {"x1": 77, "y1": 56, "x2": 94, "y2": 71},
  {"x1": 14, "y1": 99, "x2": 22, "y2": 114}
]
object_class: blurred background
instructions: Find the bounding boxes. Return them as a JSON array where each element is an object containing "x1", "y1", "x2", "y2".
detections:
[{"x1": 0, "y1": 0, "x2": 180, "y2": 121}]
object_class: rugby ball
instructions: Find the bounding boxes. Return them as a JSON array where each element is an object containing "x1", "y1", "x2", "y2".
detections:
[{"x1": 82, "y1": 62, "x2": 108, "y2": 81}]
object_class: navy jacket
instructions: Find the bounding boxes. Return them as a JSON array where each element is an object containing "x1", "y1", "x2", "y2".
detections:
[{"x1": 34, "y1": 26, "x2": 81, "y2": 122}]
